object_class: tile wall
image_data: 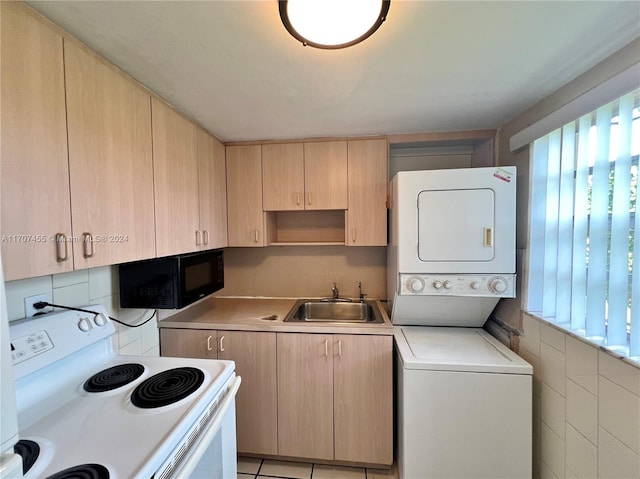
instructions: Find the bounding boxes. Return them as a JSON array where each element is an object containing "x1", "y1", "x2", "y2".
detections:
[
  {"x1": 519, "y1": 312, "x2": 640, "y2": 479},
  {"x1": 5, "y1": 266, "x2": 159, "y2": 356}
]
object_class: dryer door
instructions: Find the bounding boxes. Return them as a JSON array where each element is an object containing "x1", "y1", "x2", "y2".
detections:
[{"x1": 417, "y1": 188, "x2": 495, "y2": 262}]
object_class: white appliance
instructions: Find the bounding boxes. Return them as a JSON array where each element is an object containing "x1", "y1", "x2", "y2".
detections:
[
  {"x1": 0, "y1": 252, "x2": 22, "y2": 479},
  {"x1": 388, "y1": 167, "x2": 533, "y2": 479},
  {"x1": 8, "y1": 305, "x2": 240, "y2": 479}
]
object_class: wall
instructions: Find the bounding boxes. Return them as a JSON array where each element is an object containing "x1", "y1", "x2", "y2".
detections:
[
  {"x1": 5, "y1": 266, "x2": 159, "y2": 356},
  {"x1": 495, "y1": 38, "x2": 640, "y2": 479},
  {"x1": 219, "y1": 246, "x2": 387, "y2": 300}
]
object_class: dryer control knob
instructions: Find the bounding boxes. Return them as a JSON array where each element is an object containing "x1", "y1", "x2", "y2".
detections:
[
  {"x1": 78, "y1": 318, "x2": 92, "y2": 332},
  {"x1": 93, "y1": 313, "x2": 108, "y2": 327},
  {"x1": 443, "y1": 280, "x2": 452, "y2": 289},
  {"x1": 407, "y1": 277, "x2": 425, "y2": 293},
  {"x1": 432, "y1": 280, "x2": 442, "y2": 290},
  {"x1": 471, "y1": 281, "x2": 480, "y2": 290},
  {"x1": 489, "y1": 277, "x2": 508, "y2": 294}
]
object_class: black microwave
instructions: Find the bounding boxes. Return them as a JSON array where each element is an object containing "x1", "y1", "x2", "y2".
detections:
[{"x1": 119, "y1": 249, "x2": 224, "y2": 309}]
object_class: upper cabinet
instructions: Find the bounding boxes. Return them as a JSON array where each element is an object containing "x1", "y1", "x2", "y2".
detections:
[
  {"x1": 197, "y1": 129, "x2": 228, "y2": 250},
  {"x1": 151, "y1": 99, "x2": 200, "y2": 257},
  {"x1": 64, "y1": 41, "x2": 156, "y2": 268},
  {"x1": 346, "y1": 139, "x2": 388, "y2": 246},
  {"x1": 1, "y1": 3, "x2": 73, "y2": 280},
  {"x1": 226, "y1": 145, "x2": 266, "y2": 246},
  {"x1": 262, "y1": 141, "x2": 348, "y2": 211}
]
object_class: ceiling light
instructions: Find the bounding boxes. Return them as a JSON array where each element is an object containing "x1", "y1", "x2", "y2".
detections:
[{"x1": 279, "y1": 0, "x2": 390, "y2": 50}]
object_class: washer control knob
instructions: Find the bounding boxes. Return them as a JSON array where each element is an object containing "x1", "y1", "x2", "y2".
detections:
[
  {"x1": 407, "y1": 276, "x2": 425, "y2": 293},
  {"x1": 78, "y1": 318, "x2": 92, "y2": 332},
  {"x1": 443, "y1": 280, "x2": 452, "y2": 290},
  {"x1": 93, "y1": 313, "x2": 108, "y2": 327},
  {"x1": 432, "y1": 280, "x2": 442, "y2": 290},
  {"x1": 471, "y1": 281, "x2": 480, "y2": 290},
  {"x1": 489, "y1": 277, "x2": 508, "y2": 294}
]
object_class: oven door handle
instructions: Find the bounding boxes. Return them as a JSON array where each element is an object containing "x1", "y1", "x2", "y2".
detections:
[{"x1": 169, "y1": 375, "x2": 242, "y2": 479}]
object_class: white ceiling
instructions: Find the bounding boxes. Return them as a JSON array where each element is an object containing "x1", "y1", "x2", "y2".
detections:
[{"x1": 28, "y1": 0, "x2": 640, "y2": 143}]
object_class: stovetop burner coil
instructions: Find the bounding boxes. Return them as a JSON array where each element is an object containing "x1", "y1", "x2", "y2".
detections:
[
  {"x1": 131, "y1": 367, "x2": 204, "y2": 408},
  {"x1": 45, "y1": 463, "x2": 109, "y2": 479},
  {"x1": 14, "y1": 439, "x2": 40, "y2": 475},
  {"x1": 83, "y1": 363, "x2": 145, "y2": 393}
]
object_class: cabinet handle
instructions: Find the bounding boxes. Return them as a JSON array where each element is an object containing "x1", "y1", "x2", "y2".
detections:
[
  {"x1": 82, "y1": 233, "x2": 94, "y2": 258},
  {"x1": 254, "y1": 229, "x2": 260, "y2": 243},
  {"x1": 196, "y1": 230, "x2": 202, "y2": 246},
  {"x1": 207, "y1": 335, "x2": 213, "y2": 351},
  {"x1": 296, "y1": 192, "x2": 301, "y2": 206},
  {"x1": 338, "y1": 339, "x2": 342, "y2": 358},
  {"x1": 324, "y1": 339, "x2": 328, "y2": 357},
  {"x1": 219, "y1": 335, "x2": 225, "y2": 352},
  {"x1": 483, "y1": 227, "x2": 493, "y2": 247},
  {"x1": 203, "y1": 230, "x2": 209, "y2": 245},
  {"x1": 55, "y1": 233, "x2": 68, "y2": 262},
  {"x1": 307, "y1": 192, "x2": 312, "y2": 206},
  {"x1": 351, "y1": 228, "x2": 356, "y2": 243}
]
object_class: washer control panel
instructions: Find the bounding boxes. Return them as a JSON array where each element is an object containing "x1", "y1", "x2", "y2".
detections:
[{"x1": 399, "y1": 274, "x2": 515, "y2": 298}]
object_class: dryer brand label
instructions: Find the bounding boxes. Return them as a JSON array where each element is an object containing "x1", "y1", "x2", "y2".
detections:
[{"x1": 493, "y1": 167, "x2": 513, "y2": 183}]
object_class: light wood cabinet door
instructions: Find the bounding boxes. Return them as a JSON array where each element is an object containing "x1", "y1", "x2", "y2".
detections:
[
  {"x1": 64, "y1": 41, "x2": 155, "y2": 268},
  {"x1": 197, "y1": 129, "x2": 228, "y2": 249},
  {"x1": 226, "y1": 145, "x2": 266, "y2": 246},
  {"x1": 304, "y1": 141, "x2": 348, "y2": 210},
  {"x1": 262, "y1": 143, "x2": 305, "y2": 211},
  {"x1": 334, "y1": 334, "x2": 393, "y2": 465},
  {"x1": 218, "y1": 331, "x2": 278, "y2": 455},
  {"x1": 1, "y1": 3, "x2": 72, "y2": 280},
  {"x1": 346, "y1": 139, "x2": 388, "y2": 246},
  {"x1": 152, "y1": 99, "x2": 200, "y2": 257},
  {"x1": 159, "y1": 328, "x2": 218, "y2": 360},
  {"x1": 277, "y1": 333, "x2": 334, "y2": 460}
]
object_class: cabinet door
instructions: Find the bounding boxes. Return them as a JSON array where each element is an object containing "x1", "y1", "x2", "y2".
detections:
[
  {"x1": 334, "y1": 334, "x2": 393, "y2": 465},
  {"x1": 159, "y1": 328, "x2": 218, "y2": 360},
  {"x1": 346, "y1": 139, "x2": 388, "y2": 246},
  {"x1": 304, "y1": 142, "x2": 348, "y2": 210},
  {"x1": 262, "y1": 143, "x2": 305, "y2": 211},
  {"x1": 65, "y1": 41, "x2": 155, "y2": 268},
  {"x1": 1, "y1": 3, "x2": 72, "y2": 280},
  {"x1": 152, "y1": 99, "x2": 200, "y2": 256},
  {"x1": 218, "y1": 331, "x2": 277, "y2": 455},
  {"x1": 197, "y1": 129, "x2": 228, "y2": 249},
  {"x1": 277, "y1": 333, "x2": 334, "y2": 460},
  {"x1": 226, "y1": 145, "x2": 266, "y2": 246}
]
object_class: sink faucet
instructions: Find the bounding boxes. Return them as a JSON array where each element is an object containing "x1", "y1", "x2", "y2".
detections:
[
  {"x1": 358, "y1": 281, "x2": 366, "y2": 303},
  {"x1": 331, "y1": 282, "x2": 339, "y2": 301}
]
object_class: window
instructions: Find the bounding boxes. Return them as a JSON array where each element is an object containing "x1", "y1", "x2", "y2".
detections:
[{"x1": 527, "y1": 89, "x2": 639, "y2": 361}]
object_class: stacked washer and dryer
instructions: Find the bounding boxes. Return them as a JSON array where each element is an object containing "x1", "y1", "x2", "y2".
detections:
[{"x1": 388, "y1": 166, "x2": 532, "y2": 479}]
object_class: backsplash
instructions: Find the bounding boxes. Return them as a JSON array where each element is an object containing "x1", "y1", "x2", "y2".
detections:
[{"x1": 4, "y1": 266, "x2": 159, "y2": 356}]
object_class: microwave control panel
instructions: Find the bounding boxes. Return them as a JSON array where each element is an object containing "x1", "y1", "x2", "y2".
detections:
[{"x1": 399, "y1": 273, "x2": 515, "y2": 298}]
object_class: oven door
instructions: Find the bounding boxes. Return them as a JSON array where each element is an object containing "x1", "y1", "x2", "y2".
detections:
[{"x1": 156, "y1": 375, "x2": 241, "y2": 479}]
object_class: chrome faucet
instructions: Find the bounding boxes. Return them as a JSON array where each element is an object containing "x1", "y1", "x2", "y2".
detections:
[
  {"x1": 358, "y1": 281, "x2": 366, "y2": 303},
  {"x1": 331, "y1": 282, "x2": 339, "y2": 301}
]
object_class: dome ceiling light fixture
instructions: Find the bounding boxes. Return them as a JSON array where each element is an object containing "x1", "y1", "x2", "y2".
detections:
[{"x1": 279, "y1": 0, "x2": 391, "y2": 50}]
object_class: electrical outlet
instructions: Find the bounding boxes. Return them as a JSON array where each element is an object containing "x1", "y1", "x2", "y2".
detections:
[{"x1": 24, "y1": 293, "x2": 49, "y2": 317}]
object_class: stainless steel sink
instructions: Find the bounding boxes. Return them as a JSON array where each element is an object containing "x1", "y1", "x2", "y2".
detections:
[{"x1": 283, "y1": 300, "x2": 384, "y2": 324}]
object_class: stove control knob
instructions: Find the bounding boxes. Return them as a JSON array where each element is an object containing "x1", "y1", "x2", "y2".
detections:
[
  {"x1": 78, "y1": 318, "x2": 92, "y2": 332},
  {"x1": 489, "y1": 277, "x2": 508, "y2": 294},
  {"x1": 471, "y1": 281, "x2": 480, "y2": 290},
  {"x1": 407, "y1": 276, "x2": 425, "y2": 293},
  {"x1": 443, "y1": 280, "x2": 452, "y2": 290},
  {"x1": 432, "y1": 280, "x2": 442, "y2": 290},
  {"x1": 93, "y1": 313, "x2": 108, "y2": 327}
]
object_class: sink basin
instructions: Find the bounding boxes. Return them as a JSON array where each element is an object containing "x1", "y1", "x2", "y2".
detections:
[{"x1": 284, "y1": 300, "x2": 384, "y2": 324}]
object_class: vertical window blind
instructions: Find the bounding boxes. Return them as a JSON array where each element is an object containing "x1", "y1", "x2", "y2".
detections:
[{"x1": 528, "y1": 89, "x2": 639, "y2": 360}]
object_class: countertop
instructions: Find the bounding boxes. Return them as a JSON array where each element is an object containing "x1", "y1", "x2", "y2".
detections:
[{"x1": 157, "y1": 296, "x2": 394, "y2": 335}]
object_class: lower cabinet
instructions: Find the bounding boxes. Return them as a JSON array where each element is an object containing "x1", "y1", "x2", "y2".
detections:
[
  {"x1": 160, "y1": 328, "x2": 392, "y2": 466},
  {"x1": 277, "y1": 332, "x2": 393, "y2": 465},
  {"x1": 160, "y1": 328, "x2": 278, "y2": 456}
]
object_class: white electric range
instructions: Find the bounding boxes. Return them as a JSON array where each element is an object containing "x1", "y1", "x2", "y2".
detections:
[{"x1": 9, "y1": 305, "x2": 240, "y2": 479}]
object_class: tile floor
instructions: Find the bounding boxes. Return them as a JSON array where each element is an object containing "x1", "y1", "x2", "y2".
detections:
[{"x1": 237, "y1": 457, "x2": 399, "y2": 479}]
